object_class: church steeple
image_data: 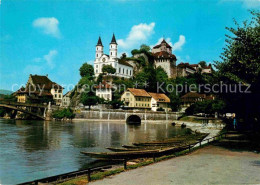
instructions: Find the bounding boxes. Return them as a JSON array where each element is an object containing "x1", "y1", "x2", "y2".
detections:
[
  {"x1": 96, "y1": 36, "x2": 103, "y2": 59},
  {"x1": 110, "y1": 33, "x2": 117, "y2": 45},
  {"x1": 96, "y1": 36, "x2": 103, "y2": 46},
  {"x1": 109, "y1": 33, "x2": 117, "y2": 58}
]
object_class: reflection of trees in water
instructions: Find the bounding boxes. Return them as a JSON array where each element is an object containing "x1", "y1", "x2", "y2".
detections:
[
  {"x1": 110, "y1": 131, "x2": 121, "y2": 146},
  {"x1": 17, "y1": 121, "x2": 61, "y2": 152}
]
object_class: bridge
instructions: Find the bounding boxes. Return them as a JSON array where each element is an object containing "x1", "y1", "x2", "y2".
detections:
[{"x1": 0, "y1": 101, "x2": 48, "y2": 120}]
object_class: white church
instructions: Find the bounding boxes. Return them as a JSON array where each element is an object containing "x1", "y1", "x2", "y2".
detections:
[{"x1": 94, "y1": 34, "x2": 133, "y2": 79}]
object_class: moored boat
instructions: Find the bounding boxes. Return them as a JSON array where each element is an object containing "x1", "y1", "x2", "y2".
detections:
[{"x1": 81, "y1": 144, "x2": 194, "y2": 160}]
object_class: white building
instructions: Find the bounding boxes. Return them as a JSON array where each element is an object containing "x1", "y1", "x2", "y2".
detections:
[
  {"x1": 95, "y1": 82, "x2": 113, "y2": 101},
  {"x1": 94, "y1": 34, "x2": 133, "y2": 78},
  {"x1": 62, "y1": 91, "x2": 71, "y2": 107},
  {"x1": 148, "y1": 92, "x2": 171, "y2": 112}
]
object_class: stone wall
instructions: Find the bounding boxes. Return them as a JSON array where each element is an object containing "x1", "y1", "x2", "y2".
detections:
[{"x1": 75, "y1": 109, "x2": 181, "y2": 121}]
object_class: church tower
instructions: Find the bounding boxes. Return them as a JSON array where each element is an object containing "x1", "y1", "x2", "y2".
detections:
[
  {"x1": 109, "y1": 33, "x2": 117, "y2": 59},
  {"x1": 96, "y1": 36, "x2": 103, "y2": 59}
]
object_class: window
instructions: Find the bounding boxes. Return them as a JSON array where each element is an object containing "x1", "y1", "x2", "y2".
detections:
[
  {"x1": 126, "y1": 69, "x2": 128, "y2": 75},
  {"x1": 130, "y1": 70, "x2": 131, "y2": 76},
  {"x1": 111, "y1": 52, "x2": 112, "y2": 55},
  {"x1": 96, "y1": 54, "x2": 98, "y2": 57},
  {"x1": 119, "y1": 68, "x2": 121, "y2": 73},
  {"x1": 123, "y1": 68, "x2": 124, "y2": 74}
]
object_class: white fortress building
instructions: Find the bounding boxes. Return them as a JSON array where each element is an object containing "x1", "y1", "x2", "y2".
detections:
[{"x1": 94, "y1": 34, "x2": 133, "y2": 78}]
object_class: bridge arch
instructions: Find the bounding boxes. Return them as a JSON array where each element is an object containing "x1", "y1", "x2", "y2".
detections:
[{"x1": 126, "y1": 115, "x2": 141, "y2": 125}]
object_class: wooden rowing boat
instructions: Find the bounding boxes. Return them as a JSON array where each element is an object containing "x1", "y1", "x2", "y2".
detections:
[{"x1": 81, "y1": 145, "x2": 193, "y2": 160}]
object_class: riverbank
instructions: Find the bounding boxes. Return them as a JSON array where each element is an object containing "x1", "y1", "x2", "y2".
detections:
[{"x1": 88, "y1": 144, "x2": 260, "y2": 185}]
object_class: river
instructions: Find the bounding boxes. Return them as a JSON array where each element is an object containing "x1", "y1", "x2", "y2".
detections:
[{"x1": 0, "y1": 118, "x2": 189, "y2": 184}]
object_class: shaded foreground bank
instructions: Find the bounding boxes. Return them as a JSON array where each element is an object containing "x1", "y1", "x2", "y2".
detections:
[{"x1": 88, "y1": 144, "x2": 260, "y2": 185}]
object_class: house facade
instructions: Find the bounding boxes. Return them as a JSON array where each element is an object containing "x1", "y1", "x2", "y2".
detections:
[
  {"x1": 177, "y1": 63, "x2": 197, "y2": 77},
  {"x1": 180, "y1": 92, "x2": 215, "y2": 110},
  {"x1": 94, "y1": 34, "x2": 133, "y2": 79},
  {"x1": 148, "y1": 92, "x2": 171, "y2": 112},
  {"x1": 121, "y1": 88, "x2": 151, "y2": 110},
  {"x1": 95, "y1": 82, "x2": 113, "y2": 101},
  {"x1": 62, "y1": 91, "x2": 72, "y2": 107},
  {"x1": 14, "y1": 74, "x2": 63, "y2": 105}
]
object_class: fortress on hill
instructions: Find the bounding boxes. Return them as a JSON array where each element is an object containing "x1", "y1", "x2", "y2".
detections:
[{"x1": 93, "y1": 34, "x2": 212, "y2": 79}]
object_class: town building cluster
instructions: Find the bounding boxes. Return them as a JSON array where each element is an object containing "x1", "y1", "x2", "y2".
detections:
[{"x1": 14, "y1": 34, "x2": 213, "y2": 112}]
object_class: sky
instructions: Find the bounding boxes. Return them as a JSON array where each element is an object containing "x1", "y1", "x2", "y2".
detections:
[{"x1": 0, "y1": 0, "x2": 259, "y2": 92}]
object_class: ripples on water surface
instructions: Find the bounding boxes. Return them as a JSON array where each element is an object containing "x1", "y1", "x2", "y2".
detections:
[{"x1": 0, "y1": 119, "x2": 189, "y2": 184}]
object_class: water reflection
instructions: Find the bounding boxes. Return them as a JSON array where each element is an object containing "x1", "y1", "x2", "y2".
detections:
[{"x1": 0, "y1": 119, "x2": 189, "y2": 184}]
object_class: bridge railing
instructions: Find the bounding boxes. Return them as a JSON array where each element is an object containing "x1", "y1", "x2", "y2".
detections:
[{"x1": 0, "y1": 100, "x2": 47, "y2": 108}]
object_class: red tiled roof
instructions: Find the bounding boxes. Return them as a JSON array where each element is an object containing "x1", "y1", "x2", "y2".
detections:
[
  {"x1": 127, "y1": 88, "x2": 151, "y2": 97},
  {"x1": 177, "y1": 63, "x2": 196, "y2": 71},
  {"x1": 153, "y1": 39, "x2": 172, "y2": 49},
  {"x1": 148, "y1": 92, "x2": 170, "y2": 103},
  {"x1": 152, "y1": 51, "x2": 176, "y2": 60},
  {"x1": 30, "y1": 75, "x2": 63, "y2": 90},
  {"x1": 95, "y1": 82, "x2": 113, "y2": 89},
  {"x1": 190, "y1": 64, "x2": 199, "y2": 67},
  {"x1": 181, "y1": 92, "x2": 206, "y2": 99}
]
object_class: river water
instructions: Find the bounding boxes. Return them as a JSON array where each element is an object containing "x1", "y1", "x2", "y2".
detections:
[{"x1": 0, "y1": 118, "x2": 189, "y2": 184}]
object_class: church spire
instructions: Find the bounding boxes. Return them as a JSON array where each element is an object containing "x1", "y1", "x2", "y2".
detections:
[
  {"x1": 96, "y1": 36, "x2": 103, "y2": 46},
  {"x1": 110, "y1": 33, "x2": 117, "y2": 45}
]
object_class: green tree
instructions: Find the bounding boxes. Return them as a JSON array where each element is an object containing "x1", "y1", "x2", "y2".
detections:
[
  {"x1": 140, "y1": 44, "x2": 151, "y2": 52},
  {"x1": 79, "y1": 63, "x2": 94, "y2": 79},
  {"x1": 214, "y1": 11, "x2": 260, "y2": 126},
  {"x1": 80, "y1": 92, "x2": 99, "y2": 110},
  {"x1": 102, "y1": 65, "x2": 116, "y2": 74},
  {"x1": 131, "y1": 49, "x2": 139, "y2": 55},
  {"x1": 199, "y1": 61, "x2": 207, "y2": 68},
  {"x1": 215, "y1": 11, "x2": 260, "y2": 84}
]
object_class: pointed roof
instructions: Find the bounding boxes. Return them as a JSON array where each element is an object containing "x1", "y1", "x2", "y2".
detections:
[
  {"x1": 96, "y1": 36, "x2": 103, "y2": 46},
  {"x1": 153, "y1": 39, "x2": 172, "y2": 49},
  {"x1": 161, "y1": 39, "x2": 167, "y2": 44},
  {"x1": 110, "y1": 33, "x2": 117, "y2": 45}
]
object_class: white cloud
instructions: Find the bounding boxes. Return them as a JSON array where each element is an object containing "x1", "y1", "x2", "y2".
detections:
[
  {"x1": 220, "y1": 0, "x2": 260, "y2": 8},
  {"x1": 118, "y1": 22, "x2": 155, "y2": 49},
  {"x1": 172, "y1": 35, "x2": 186, "y2": 51},
  {"x1": 154, "y1": 35, "x2": 186, "y2": 51},
  {"x1": 33, "y1": 17, "x2": 61, "y2": 38},
  {"x1": 44, "y1": 50, "x2": 58, "y2": 68},
  {"x1": 32, "y1": 50, "x2": 58, "y2": 69}
]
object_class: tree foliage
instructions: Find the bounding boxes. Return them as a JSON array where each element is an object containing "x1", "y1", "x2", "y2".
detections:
[
  {"x1": 52, "y1": 108, "x2": 75, "y2": 120},
  {"x1": 215, "y1": 10, "x2": 260, "y2": 84},
  {"x1": 79, "y1": 63, "x2": 94, "y2": 79},
  {"x1": 199, "y1": 61, "x2": 207, "y2": 68},
  {"x1": 102, "y1": 65, "x2": 116, "y2": 74},
  {"x1": 140, "y1": 44, "x2": 151, "y2": 52},
  {"x1": 80, "y1": 91, "x2": 99, "y2": 109},
  {"x1": 185, "y1": 100, "x2": 226, "y2": 115}
]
